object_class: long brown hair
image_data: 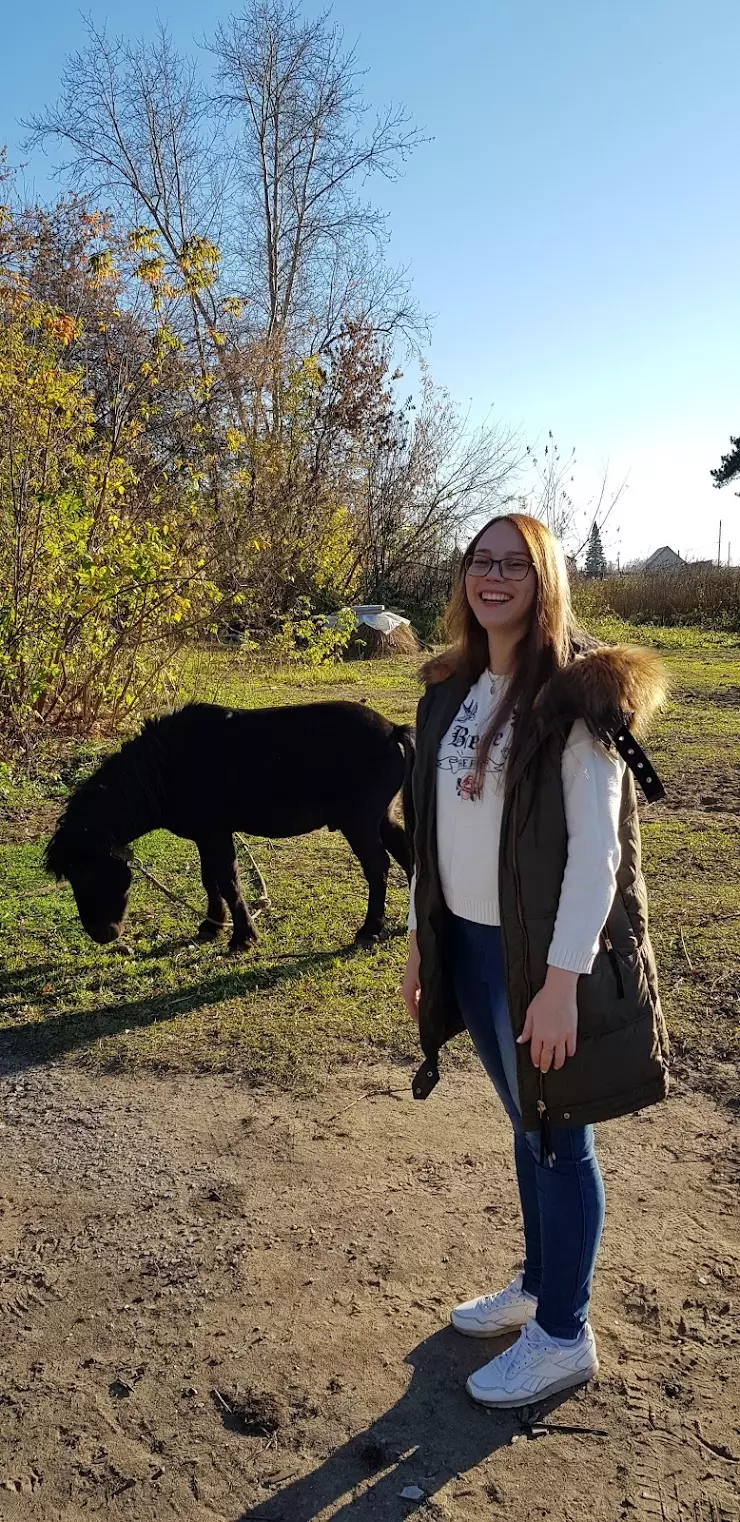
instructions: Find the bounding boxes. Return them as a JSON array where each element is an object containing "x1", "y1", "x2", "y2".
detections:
[{"x1": 423, "y1": 513, "x2": 578, "y2": 790}]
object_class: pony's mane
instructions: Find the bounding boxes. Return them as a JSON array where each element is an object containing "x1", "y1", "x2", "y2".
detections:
[{"x1": 44, "y1": 716, "x2": 170, "y2": 879}]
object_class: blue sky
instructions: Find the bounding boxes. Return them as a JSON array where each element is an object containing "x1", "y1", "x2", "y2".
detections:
[{"x1": 3, "y1": 0, "x2": 739, "y2": 562}]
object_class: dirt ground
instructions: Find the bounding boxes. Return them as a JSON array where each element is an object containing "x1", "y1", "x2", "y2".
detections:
[{"x1": 0, "y1": 1056, "x2": 737, "y2": 1522}]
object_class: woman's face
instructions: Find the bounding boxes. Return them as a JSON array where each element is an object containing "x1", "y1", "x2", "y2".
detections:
[{"x1": 464, "y1": 519, "x2": 537, "y2": 637}]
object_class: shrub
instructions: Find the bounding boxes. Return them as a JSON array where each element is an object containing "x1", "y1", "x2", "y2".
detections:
[
  {"x1": 263, "y1": 600, "x2": 356, "y2": 665},
  {"x1": 0, "y1": 281, "x2": 218, "y2": 737}
]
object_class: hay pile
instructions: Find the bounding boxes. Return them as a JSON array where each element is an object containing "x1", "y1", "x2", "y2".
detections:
[{"x1": 348, "y1": 619, "x2": 420, "y2": 659}]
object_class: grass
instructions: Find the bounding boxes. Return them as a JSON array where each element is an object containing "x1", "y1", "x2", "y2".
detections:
[
  {"x1": 0, "y1": 657, "x2": 421, "y2": 1088},
  {"x1": 1, "y1": 637, "x2": 739, "y2": 1091}
]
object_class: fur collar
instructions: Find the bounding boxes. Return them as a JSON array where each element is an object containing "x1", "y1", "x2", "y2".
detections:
[
  {"x1": 534, "y1": 643, "x2": 667, "y2": 740},
  {"x1": 421, "y1": 639, "x2": 667, "y2": 740}
]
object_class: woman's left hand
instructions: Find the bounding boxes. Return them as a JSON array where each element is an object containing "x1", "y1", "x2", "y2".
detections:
[{"x1": 517, "y1": 966, "x2": 579, "y2": 1072}]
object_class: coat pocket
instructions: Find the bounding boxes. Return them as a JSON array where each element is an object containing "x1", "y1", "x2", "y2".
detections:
[{"x1": 601, "y1": 928, "x2": 625, "y2": 999}]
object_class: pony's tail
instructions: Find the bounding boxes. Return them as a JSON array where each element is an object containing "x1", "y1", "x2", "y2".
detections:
[{"x1": 394, "y1": 724, "x2": 416, "y2": 858}]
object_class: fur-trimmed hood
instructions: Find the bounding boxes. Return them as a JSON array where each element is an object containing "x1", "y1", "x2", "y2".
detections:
[
  {"x1": 533, "y1": 642, "x2": 667, "y2": 741},
  {"x1": 421, "y1": 639, "x2": 667, "y2": 742}
]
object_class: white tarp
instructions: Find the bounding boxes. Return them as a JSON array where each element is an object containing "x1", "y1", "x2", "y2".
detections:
[
  {"x1": 355, "y1": 609, "x2": 411, "y2": 633},
  {"x1": 327, "y1": 604, "x2": 411, "y2": 632}
]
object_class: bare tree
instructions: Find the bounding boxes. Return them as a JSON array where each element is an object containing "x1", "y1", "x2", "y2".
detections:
[
  {"x1": 26, "y1": 6, "x2": 427, "y2": 433},
  {"x1": 520, "y1": 433, "x2": 627, "y2": 562},
  {"x1": 25, "y1": 21, "x2": 236, "y2": 394},
  {"x1": 209, "y1": 0, "x2": 427, "y2": 352},
  {"x1": 350, "y1": 372, "x2": 523, "y2": 605}
]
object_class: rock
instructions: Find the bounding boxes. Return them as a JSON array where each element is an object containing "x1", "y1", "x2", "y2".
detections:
[{"x1": 400, "y1": 1485, "x2": 426, "y2": 1501}]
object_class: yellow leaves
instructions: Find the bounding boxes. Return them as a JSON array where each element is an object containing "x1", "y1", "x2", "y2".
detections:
[
  {"x1": 178, "y1": 235, "x2": 220, "y2": 293},
  {"x1": 88, "y1": 249, "x2": 118, "y2": 285},
  {"x1": 302, "y1": 353, "x2": 325, "y2": 387},
  {"x1": 192, "y1": 373, "x2": 215, "y2": 402},
  {"x1": 225, "y1": 426, "x2": 245, "y2": 456},
  {"x1": 152, "y1": 324, "x2": 184, "y2": 356},
  {"x1": 128, "y1": 226, "x2": 160, "y2": 255},
  {"x1": 222, "y1": 296, "x2": 244, "y2": 319},
  {"x1": 134, "y1": 255, "x2": 167, "y2": 288}
]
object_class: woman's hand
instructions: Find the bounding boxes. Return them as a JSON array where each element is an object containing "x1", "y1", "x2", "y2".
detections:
[
  {"x1": 517, "y1": 966, "x2": 579, "y2": 1072},
  {"x1": 401, "y1": 932, "x2": 421, "y2": 1025}
]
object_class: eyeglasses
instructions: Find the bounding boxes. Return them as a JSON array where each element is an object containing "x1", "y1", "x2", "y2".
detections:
[{"x1": 464, "y1": 552, "x2": 533, "y2": 581}]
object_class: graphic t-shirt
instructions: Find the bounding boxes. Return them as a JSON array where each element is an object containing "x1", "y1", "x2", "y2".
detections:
[{"x1": 435, "y1": 669, "x2": 512, "y2": 924}]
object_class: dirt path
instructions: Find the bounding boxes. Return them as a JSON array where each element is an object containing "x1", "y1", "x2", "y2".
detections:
[{"x1": 0, "y1": 1056, "x2": 737, "y2": 1522}]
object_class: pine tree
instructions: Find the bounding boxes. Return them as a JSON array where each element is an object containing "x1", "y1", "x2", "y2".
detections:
[
  {"x1": 584, "y1": 521, "x2": 607, "y2": 578},
  {"x1": 711, "y1": 434, "x2": 740, "y2": 491}
]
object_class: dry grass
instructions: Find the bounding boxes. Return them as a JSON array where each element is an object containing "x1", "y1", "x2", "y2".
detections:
[{"x1": 573, "y1": 566, "x2": 740, "y2": 629}]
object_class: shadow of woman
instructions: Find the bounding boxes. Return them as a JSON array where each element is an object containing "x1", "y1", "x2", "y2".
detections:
[{"x1": 236, "y1": 1325, "x2": 535, "y2": 1521}]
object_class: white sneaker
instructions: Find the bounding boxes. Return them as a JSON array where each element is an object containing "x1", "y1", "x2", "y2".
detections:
[
  {"x1": 466, "y1": 1319, "x2": 598, "y2": 1408},
  {"x1": 450, "y1": 1272, "x2": 538, "y2": 1338}
]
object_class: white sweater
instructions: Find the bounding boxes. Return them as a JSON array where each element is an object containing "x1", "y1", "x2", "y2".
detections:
[{"x1": 408, "y1": 670, "x2": 626, "y2": 974}]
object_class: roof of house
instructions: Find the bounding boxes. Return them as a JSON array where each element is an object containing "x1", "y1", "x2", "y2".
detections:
[{"x1": 645, "y1": 545, "x2": 686, "y2": 568}]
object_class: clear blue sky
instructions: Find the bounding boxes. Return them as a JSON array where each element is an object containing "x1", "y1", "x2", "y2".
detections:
[{"x1": 3, "y1": 0, "x2": 740, "y2": 562}]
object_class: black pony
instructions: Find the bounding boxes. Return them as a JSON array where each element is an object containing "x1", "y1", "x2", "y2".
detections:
[{"x1": 45, "y1": 701, "x2": 415, "y2": 951}]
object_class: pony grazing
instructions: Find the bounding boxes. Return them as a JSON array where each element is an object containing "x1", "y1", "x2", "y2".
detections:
[{"x1": 45, "y1": 701, "x2": 415, "y2": 951}]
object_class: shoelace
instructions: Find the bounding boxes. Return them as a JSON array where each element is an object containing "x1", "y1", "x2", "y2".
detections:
[
  {"x1": 480, "y1": 1280, "x2": 521, "y2": 1312},
  {"x1": 500, "y1": 1323, "x2": 549, "y2": 1375}
]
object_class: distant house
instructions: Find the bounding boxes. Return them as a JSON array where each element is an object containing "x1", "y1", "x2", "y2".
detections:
[{"x1": 644, "y1": 546, "x2": 686, "y2": 573}]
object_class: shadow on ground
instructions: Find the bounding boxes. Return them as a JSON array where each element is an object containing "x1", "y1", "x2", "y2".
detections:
[
  {"x1": 234, "y1": 1327, "x2": 587, "y2": 1521},
  {"x1": 0, "y1": 942, "x2": 362, "y2": 1072}
]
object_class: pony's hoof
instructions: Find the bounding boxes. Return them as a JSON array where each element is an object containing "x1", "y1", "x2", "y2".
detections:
[
  {"x1": 197, "y1": 919, "x2": 226, "y2": 942},
  {"x1": 227, "y1": 933, "x2": 258, "y2": 956},
  {"x1": 355, "y1": 927, "x2": 381, "y2": 949}
]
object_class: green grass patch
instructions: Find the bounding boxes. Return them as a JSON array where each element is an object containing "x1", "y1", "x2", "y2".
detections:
[
  {"x1": 1, "y1": 629, "x2": 739, "y2": 1088},
  {"x1": 643, "y1": 817, "x2": 740, "y2": 1059},
  {"x1": 0, "y1": 828, "x2": 419, "y2": 1085}
]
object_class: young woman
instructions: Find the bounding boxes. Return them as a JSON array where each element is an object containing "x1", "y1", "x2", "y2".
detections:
[{"x1": 401, "y1": 512, "x2": 668, "y2": 1409}]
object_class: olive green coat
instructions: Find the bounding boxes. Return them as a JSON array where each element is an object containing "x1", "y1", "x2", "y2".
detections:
[{"x1": 412, "y1": 644, "x2": 670, "y2": 1131}]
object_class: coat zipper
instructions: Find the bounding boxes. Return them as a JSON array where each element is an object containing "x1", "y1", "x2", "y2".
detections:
[{"x1": 537, "y1": 1074, "x2": 555, "y2": 1169}]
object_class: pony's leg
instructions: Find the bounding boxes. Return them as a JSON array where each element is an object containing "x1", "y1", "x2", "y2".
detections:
[
  {"x1": 216, "y1": 834, "x2": 259, "y2": 953},
  {"x1": 340, "y1": 817, "x2": 390, "y2": 945},
  {"x1": 380, "y1": 815, "x2": 413, "y2": 882},
  {"x1": 196, "y1": 840, "x2": 229, "y2": 941}
]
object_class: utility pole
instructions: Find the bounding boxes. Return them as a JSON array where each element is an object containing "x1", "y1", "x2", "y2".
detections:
[{"x1": 718, "y1": 520, "x2": 722, "y2": 568}]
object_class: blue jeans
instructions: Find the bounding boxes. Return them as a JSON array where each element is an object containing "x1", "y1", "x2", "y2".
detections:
[{"x1": 449, "y1": 916, "x2": 605, "y2": 1340}]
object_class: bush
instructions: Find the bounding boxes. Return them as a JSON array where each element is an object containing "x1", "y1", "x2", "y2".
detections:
[
  {"x1": 263, "y1": 601, "x2": 356, "y2": 665},
  {"x1": 0, "y1": 306, "x2": 218, "y2": 736}
]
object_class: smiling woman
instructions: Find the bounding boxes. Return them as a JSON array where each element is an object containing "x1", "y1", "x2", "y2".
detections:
[
  {"x1": 442, "y1": 514, "x2": 570, "y2": 798},
  {"x1": 401, "y1": 510, "x2": 669, "y2": 1412}
]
